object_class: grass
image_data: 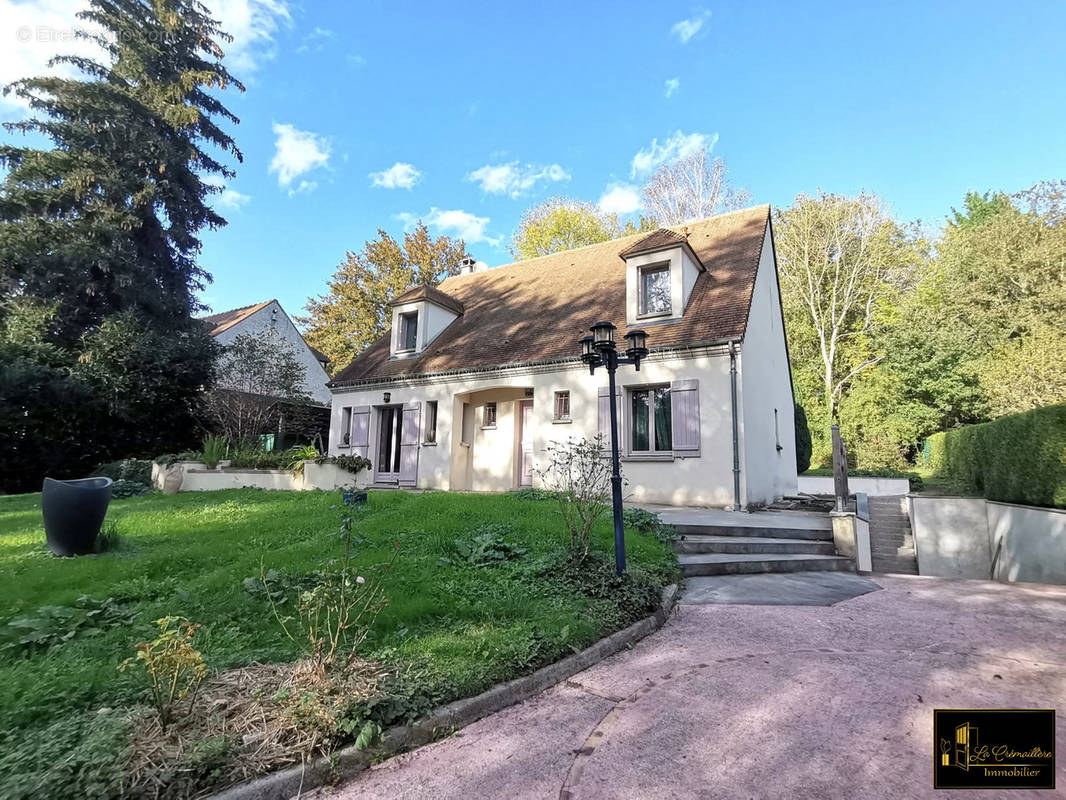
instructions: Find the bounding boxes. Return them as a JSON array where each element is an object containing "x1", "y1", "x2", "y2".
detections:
[{"x1": 0, "y1": 489, "x2": 677, "y2": 797}]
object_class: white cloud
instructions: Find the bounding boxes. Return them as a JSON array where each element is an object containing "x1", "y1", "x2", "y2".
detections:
[
  {"x1": 598, "y1": 183, "x2": 642, "y2": 215},
  {"x1": 269, "y1": 122, "x2": 330, "y2": 188},
  {"x1": 671, "y1": 10, "x2": 710, "y2": 44},
  {"x1": 209, "y1": 0, "x2": 292, "y2": 74},
  {"x1": 0, "y1": 0, "x2": 290, "y2": 113},
  {"x1": 466, "y1": 161, "x2": 570, "y2": 198},
  {"x1": 288, "y1": 179, "x2": 317, "y2": 197},
  {"x1": 295, "y1": 25, "x2": 334, "y2": 54},
  {"x1": 664, "y1": 77, "x2": 680, "y2": 98},
  {"x1": 398, "y1": 208, "x2": 500, "y2": 246},
  {"x1": 203, "y1": 175, "x2": 250, "y2": 209},
  {"x1": 631, "y1": 130, "x2": 717, "y2": 177},
  {"x1": 370, "y1": 162, "x2": 421, "y2": 189}
]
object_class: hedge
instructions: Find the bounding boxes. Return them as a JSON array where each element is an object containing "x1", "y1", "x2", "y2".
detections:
[{"x1": 923, "y1": 404, "x2": 1066, "y2": 508}]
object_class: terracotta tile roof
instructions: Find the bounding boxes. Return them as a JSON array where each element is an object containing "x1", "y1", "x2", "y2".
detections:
[
  {"x1": 200, "y1": 300, "x2": 273, "y2": 336},
  {"x1": 389, "y1": 283, "x2": 465, "y2": 315},
  {"x1": 618, "y1": 228, "x2": 690, "y2": 258},
  {"x1": 332, "y1": 205, "x2": 771, "y2": 387}
]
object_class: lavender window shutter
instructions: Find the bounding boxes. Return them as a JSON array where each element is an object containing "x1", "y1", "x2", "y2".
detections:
[
  {"x1": 350, "y1": 407, "x2": 371, "y2": 459},
  {"x1": 399, "y1": 402, "x2": 421, "y2": 486},
  {"x1": 670, "y1": 379, "x2": 700, "y2": 455}
]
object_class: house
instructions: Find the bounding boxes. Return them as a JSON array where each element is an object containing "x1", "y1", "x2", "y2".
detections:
[
  {"x1": 202, "y1": 299, "x2": 332, "y2": 405},
  {"x1": 327, "y1": 205, "x2": 797, "y2": 508}
]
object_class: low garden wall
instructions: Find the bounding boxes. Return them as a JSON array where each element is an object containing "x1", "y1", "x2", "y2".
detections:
[
  {"x1": 151, "y1": 461, "x2": 368, "y2": 493},
  {"x1": 798, "y1": 475, "x2": 911, "y2": 496},
  {"x1": 909, "y1": 495, "x2": 1066, "y2": 585}
]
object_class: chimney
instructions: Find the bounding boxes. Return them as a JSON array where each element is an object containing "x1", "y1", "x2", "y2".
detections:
[{"x1": 459, "y1": 256, "x2": 476, "y2": 275}]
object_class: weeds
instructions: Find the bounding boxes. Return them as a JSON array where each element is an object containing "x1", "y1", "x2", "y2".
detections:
[{"x1": 120, "y1": 617, "x2": 207, "y2": 730}]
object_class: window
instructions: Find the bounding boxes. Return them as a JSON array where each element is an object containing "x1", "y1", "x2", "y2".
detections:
[
  {"x1": 340, "y1": 407, "x2": 352, "y2": 446},
  {"x1": 630, "y1": 386, "x2": 672, "y2": 453},
  {"x1": 638, "y1": 264, "x2": 671, "y2": 316},
  {"x1": 399, "y1": 311, "x2": 418, "y2": 351},
  {"x1": 461, "y1": 402, "x2": 474, "y2": 445},
  {"x1": 483, "y1": 401, "x2": 497, "y2": 428},
  {"x1": 424, "y1": 401, "x2": 438, "y2": 444},
  {"x1": 554, "y1": 391, "x2": 571, "y2": 420}
]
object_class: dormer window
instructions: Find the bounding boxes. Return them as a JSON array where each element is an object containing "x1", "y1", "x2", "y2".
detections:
[
  {"x1": 639, "y1": 264, "x2": 671, "y2": 316},
  {"x1": 620, "y1": 228, "x2": 706, "y2": 326},
  {"x1": 387, "y1": 283, "x2": 465, "y2": 358},
  {"x1": 400, "y1": 311, "x2": 418, "y2": 351}
]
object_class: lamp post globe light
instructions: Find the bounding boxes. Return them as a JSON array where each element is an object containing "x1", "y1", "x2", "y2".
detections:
[{"x1": 579, "y1": 322, "x2": 649, "y2": 575}]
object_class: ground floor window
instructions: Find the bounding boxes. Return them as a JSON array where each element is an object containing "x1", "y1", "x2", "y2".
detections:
[
  {"x1": 630, "y1": 386, "x2": 672, "y2": 452},
  {"x1": 554, "y1": 390, "x2": 570, "y2": 420},
  {"x1": 483, "y1": 401, "x2": 497, "y2": 428},
  {"x1": 424, "y1": 400, "x2": 438, "y2": 444}
]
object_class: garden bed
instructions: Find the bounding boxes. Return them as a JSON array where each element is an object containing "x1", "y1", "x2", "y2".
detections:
[{"x1": 0, "y1": 489, "x2": 677, "y2": 799}]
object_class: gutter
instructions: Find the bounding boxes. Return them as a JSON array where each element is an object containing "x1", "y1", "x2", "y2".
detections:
[{"x1": 729, "y1": 340, "x2": 742, "y2": 511}]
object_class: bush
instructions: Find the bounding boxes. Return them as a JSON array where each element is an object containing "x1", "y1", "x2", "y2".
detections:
[
  {"x1": 794, "y1": 404, "x2": 812, "y2": 473},
  {"x1": 622, "y1": 507, "x2": 677, "y2": 543},
  {"x1": 111, "y1": 478, "x2": 151, "y2": 498},
  {"x1": 91, "y1": 458, "x2": 152, "y2": 485},
  {"x1": 200, "y1": 435, "x2": 229, "y2": 469},
  {"x1": 228, "y1": 447, "x2": 287, "y2": 470},
  {"x1": 923, "y1": 404, "x2": 1066, "y2": 508}
]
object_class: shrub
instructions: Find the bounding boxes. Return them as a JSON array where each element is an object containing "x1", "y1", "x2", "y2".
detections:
[
  {"x1": 286, "y1": 444, "x2": 320, "y2": 476},
  {"x1": 91, "y1": 458, "x2": 152, "y2": 485},
  {"x1": 228, "y1": 447, "x2": 287, "y2": 469},
  {"x1": 111, "y1": 478, "x2": 151, "y2": 498},
  {"x1": 622, "y1": 507, "x2": 677, "y2": 543},
  {"x1": 120, "y1": 617, "x2": 207, "y2": 730},
  {"x1": 537, "y1": 436, "x2": 614, "y2": 559},
  {"x1": 200, "y1": 434, "x2": 229, "y2": 469},
  {"x1": 794, "y1": 404, "x2": 812, "y2": 474},
  {"x1": 923, "y1": 404, "x2": 1066, "y2": 508},
  {"x1": 314, "y1": 453, "x2": 372, "y2": 475},
  {"x1": 439, "y1": 524, "x2": 527, "y2": 567}
]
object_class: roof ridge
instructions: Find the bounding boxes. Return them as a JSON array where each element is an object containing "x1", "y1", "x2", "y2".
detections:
[{"x1": 200, "y1": 299, "x2": 273, "y2": 320}]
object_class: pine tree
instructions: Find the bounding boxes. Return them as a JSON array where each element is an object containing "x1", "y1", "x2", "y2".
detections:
[{"x1": 0, "y1": 0, "x2": 244, "y2": 491}]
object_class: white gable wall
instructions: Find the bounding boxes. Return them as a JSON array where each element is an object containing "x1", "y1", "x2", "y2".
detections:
[
  {"x1": 213, "y1": 300, "x2": 332, "y2": 405},
  {"x1": 737, "y1": 222, "x2": 798, "y2": 505}
]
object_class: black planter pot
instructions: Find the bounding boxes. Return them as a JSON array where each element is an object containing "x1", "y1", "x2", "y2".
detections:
[{"x1": 42, "y1": 477, "x2": 113, "y2": 557}]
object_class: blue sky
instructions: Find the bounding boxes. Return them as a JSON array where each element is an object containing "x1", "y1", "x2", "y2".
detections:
[{"x1": 3, "y1": 1, "x2": 1065, "y2": 320}]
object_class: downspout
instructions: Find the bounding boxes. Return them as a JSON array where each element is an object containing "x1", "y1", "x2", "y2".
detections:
[{"x1": 729, "y1": 341, "x2": 742, "y2": 511}]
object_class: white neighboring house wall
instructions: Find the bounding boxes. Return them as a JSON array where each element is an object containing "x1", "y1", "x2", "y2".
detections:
[
  {"x1": 212, "y1": 300, "x2": 332, "y2": 405},
  {"x1": 737, "y1": 221, "x2": 799, "y2": 506}
]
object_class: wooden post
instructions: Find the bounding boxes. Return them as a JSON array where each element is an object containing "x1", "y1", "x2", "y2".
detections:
[{"x1": 831, "y1": 424, "x2": 850, "y2": 512}]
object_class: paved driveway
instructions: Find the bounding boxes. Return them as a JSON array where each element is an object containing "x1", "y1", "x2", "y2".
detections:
[{"x1": 312, "y1": 576, "x2": 1066, "y2": 799}]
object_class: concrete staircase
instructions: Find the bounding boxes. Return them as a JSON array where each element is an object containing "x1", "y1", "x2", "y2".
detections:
[
  {"x1": 659, "y1": 509, "x2": 853, "y2": 578},
  {"x1": 868, "y1": 495, "x2": 919, "y2": 575}
]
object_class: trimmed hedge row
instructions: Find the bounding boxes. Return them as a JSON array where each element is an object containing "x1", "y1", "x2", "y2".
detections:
[{"x1": 924, "y1": 404, "x2": 1066, "y2": 508}]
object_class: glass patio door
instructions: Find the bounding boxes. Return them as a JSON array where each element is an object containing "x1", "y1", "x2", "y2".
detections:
[{"x1": 375, "y1": 406, "x2": 403, "y2": 483}]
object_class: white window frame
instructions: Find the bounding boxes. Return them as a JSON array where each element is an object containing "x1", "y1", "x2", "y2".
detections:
[
  {"x1": 627, "y1": 384, "x2": 673, "y2": 455},
  {"x1": 553, "y1": 390, "x2": 571, "y2": 422},
  {"x1": 424, "y1": 400, "x2": 438, "y2": 445},
  {"x1": 482, "y1": 401, "x2": 497, "y2": 429},
  {"x1": 637, "y1": 263, "x2": 672, "y2": 318},
  {"x1": 398, "y1": 311, "x2": 418, "y2": 352}
]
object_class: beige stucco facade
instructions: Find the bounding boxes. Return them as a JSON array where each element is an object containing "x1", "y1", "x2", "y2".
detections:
[{"x1": 328, "y1": 222, "x2": 798, "y2": 509}]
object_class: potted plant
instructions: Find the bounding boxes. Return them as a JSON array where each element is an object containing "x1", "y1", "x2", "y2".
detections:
[{"x1": 41, "y1": 477, "x2": 114, "y2": 556}]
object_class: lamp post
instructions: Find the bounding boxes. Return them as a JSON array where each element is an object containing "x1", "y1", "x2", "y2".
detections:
[{"x1": 580, "y1": 322, "x2": 648, "y2": 575}]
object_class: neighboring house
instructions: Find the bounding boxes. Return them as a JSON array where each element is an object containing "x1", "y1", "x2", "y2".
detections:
[
  {"x1": 327, "y1": 205, "x2": 797, "y2": 508},
  {"x1": 202, "y1": 299, "x2": 332, "y2": 405}
]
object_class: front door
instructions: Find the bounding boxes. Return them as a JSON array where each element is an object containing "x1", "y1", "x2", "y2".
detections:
[
  {"x1": 518, "y1": 399, "x2": 534, "y2": 487},
  {"x1": 375, "y1": 406, "x2": 403, "y2": 484}
]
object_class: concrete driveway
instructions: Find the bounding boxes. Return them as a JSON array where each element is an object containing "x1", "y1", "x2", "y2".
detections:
[{"x1": 311, "y1": 576, "x2": 1066, "y2": 799}]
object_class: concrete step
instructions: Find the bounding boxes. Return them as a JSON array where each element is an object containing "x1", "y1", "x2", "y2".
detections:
[
  {"x1": 673, "y1": 524, "x2": 833, "y2": 541},
  {"x1": 674, "y1": 536, "x2": 836, "y2": 556},
  {"x1": 678, "y1": 553, "x2": 854, "y2": 577}
]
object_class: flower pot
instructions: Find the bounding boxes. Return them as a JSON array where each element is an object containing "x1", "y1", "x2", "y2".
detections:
[{"x1": 41, "y1": 477, "x2": 113, "y2": 557}]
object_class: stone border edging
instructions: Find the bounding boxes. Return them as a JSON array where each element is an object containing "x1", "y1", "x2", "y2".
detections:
[{"x1": 209, "y1": 583, "x2": 678, "y2": 800}]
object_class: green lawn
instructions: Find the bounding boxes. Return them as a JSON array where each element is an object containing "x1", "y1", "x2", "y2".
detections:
[{"x1": 0, "y1": 489, "x2": 677, "y2": 797}]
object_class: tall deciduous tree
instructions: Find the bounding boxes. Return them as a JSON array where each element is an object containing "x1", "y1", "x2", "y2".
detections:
[
  {"x1": 775, "y1": 192, "x2": 922, "y2": 424},
  {"x1": 0, "y1": 0, "x2": 242, "y2": 490},
  {"x1": 639, "y1": 149, "x2": 751, "y2": 226},
  {"x1": 510, "y1": 196, "x2": 655, "y2": 260},
  {"x1": 299, "y1": 222, "x2": 468, "y2": 373}
]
